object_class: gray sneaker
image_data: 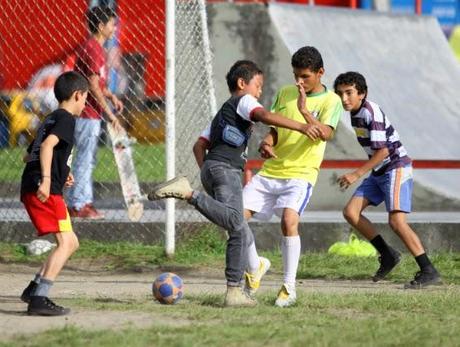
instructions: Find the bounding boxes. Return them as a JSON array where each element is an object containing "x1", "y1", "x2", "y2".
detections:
[
  {"x1": 148, "y1": 176, "x2": 192, "y2": 200},
  {"x1": 224, "y1": 286, "x2": 257, "y2": 307}
]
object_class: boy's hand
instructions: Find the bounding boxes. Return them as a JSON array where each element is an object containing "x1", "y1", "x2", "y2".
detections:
[
  {"x1": 37, "y1": 178, "x2": 51, "y2": 203},
  {"x1": 110, "y1": 95, "x2": 124, "y2": 113},
  {"x1": 337, "y1": 171, "x2": 361, "y2": 190},
  {"x1": 65, "y1": 173, "x2": 74, "y2": 187},
  {"x1": 300, "y1": 124, "x2": 323, "y2": 140},
  {"x1": 258, "y1": 143, "x2": 277, "y2": 159},
  {"x1": 296, "y1": 82, "x2": 307, "y2": 115}
]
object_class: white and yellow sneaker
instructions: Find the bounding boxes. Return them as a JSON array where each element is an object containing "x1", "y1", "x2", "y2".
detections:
[
  {"x1": 244, "y1": 257, "x2": 271, "y2": 296},
  {"x1": 275, "y1": 283, "x2": 296, "y2": 308}
]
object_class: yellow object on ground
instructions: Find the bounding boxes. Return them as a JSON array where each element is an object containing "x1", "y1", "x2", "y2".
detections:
[{"x1": 449, "y1": 25, "x2": 460, "y2": 62}]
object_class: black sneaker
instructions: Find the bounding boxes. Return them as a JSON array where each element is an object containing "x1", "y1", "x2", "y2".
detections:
[
  {"x1": 372, "y1": 248, "x2": 401, "y2": 282},
  {"x1": 404, "y1": 268, "x2": 441, "y2": 289},
  {"x1": 20, "y1": 281, "x2": 38, "y2": 303},
  {"x1": 27, "y1": 296, "x2": 70, "y2": 316}
]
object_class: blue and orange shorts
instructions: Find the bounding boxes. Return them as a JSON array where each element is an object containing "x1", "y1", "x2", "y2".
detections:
[
  {"x1": 21, "y1": 193, "x2": 73, "y2": 236},
  {"x1": 353, "y1": 165, "x2": 413, "y2": 213}
]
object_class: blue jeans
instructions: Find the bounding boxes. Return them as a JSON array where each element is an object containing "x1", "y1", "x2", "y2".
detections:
[
  {"x1": 189, "y1": 160, "x2": 255, "y2": 286},
  {"x1": 67, "y1": 118, "x2": 101, "y2": 209}
]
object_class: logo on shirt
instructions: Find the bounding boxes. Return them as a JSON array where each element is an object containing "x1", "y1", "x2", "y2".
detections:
[{"x1": 312, "y1": 111, "x2": 319, "y2": 119}]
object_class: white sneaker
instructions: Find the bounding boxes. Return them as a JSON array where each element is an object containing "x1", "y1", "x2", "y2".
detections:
[
  {"x1": 148, "y1": 176, "x2": 192, "y2": 200},
  {"x1": 244, "y1": 257, "x2": 271, "y2": 296},
  {"x1": 275, "y1": 283, "x2": 296, "y2": 308}
]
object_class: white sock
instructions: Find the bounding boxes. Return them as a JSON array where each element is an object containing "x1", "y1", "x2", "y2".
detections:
[
  {"x1": 282, "y1": 235, "x2": 301, "y2": 287},
  {"x1": 247, "y1": 242, "x2": 260, "y2": 274}
]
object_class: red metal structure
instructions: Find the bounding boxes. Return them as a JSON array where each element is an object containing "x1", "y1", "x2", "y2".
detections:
[{"x1": 244, "y1": 159, "x2": 460, "y2": 184}]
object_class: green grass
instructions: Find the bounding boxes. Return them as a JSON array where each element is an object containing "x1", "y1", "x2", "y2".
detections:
[
  {"x1": 2, "y1": 290, "x2": 459, "y2": 347},
  {"x1": 0, "y1": 144, "x2": 165, "y2": 182},
  {"x1": 0, "y1": 227, "x2": 226, "y2": 270},
  {"x1": 1, "y1": 228, "x2": 459, "y2": 346},
  {"x1": 1, "y1": 228, "x2": 459, "y2": 285}
]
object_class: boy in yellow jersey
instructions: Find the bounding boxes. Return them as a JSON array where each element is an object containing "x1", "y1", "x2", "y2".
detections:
[{"x1": 242, "y1": 46, "x2": 343, "y2": 307}]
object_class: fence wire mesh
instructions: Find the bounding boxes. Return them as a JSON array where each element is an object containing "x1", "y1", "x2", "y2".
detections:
[{"x1": 0, "y1": 0, "x2": 216, "y2": 244}]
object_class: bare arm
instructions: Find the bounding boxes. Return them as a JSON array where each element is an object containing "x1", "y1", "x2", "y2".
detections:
[
  {"x1": 37, "y1": 134, "x2": 60, "y2": 202},
  {"x1": 193, "y1": 138, "x2": 209, "y2": 169},
  {"x1": 251, "y1": 108, "x2": 320, "y2": 140},
  {"x1": 88, "y1": 75, "x2": 123, "y2": 131},
  {"x1": 337, "y1": 147, "x2": 390, "y2": 189}
]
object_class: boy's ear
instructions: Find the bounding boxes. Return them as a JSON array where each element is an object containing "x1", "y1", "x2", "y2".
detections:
[
  {"x1": 74, "y1": 90, "x2": 85, "y2": 102},
  {"x1": 236, "y1": 77, "x2": 246, "y2": 90},
  {"x1": 317, "y1": 67, "x2": 325, "y2": 78}
]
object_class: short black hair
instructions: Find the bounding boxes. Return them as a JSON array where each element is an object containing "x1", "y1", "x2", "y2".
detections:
[
  {"x1": 54, "y1": 71, "x2": 89, "y2": 103},
  {"x1": 226, "y1": 60, "x2": 263, "y2": 92},
  {"x1": 291, "y1": 46, "x2": 323, "y2": 72},
  {"x1": 87, "y1": 6, "x2": 116, "y2": 34},
  {"x1": 333, "y1": 71, "x2": 368, "y2": 95}
]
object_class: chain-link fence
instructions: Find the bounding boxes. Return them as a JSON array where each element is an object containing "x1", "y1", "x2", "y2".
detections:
[{"x1": 0, "y1": 0, "x2": 216, "y2": 247}]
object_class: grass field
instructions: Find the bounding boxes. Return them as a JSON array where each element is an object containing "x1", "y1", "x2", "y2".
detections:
[
  {"x1": 0, "y1": 144, "x2": 165, "y2": 182},
  {"x1": 2, "y1": 289, "x2": 459, "y2": 347},
  {"x1": 1, "y1": 229, "x2": 460, "y2": 346}
]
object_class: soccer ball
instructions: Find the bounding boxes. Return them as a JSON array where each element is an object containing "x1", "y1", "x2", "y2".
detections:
[
  {"x1": 26, "y1": 239, "x2": 56, "y2": 256},
  {"x1": 152, "y1": 272, "x2": 184, "y2": 305}
]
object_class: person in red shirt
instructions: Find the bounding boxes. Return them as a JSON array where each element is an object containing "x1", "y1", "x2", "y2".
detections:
[{"x1": 68, "y1": 6, "x2": 123, "y2": 219}]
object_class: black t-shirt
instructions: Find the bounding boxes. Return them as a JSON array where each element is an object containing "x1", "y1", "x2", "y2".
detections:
[{"x1": 20, "y1": 109, "x2": 75, "y2": 196}]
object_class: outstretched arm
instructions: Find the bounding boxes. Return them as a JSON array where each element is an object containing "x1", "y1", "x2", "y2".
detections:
[
  {"x1": 251, "y1": 108, "x2": 321, "y2": 140},
  {"x1": 337, "y1": 148, "x2": 389, "y2": 189}
]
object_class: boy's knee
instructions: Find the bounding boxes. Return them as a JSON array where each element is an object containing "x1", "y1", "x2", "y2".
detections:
[
  {"x1": 73, "y1": 237, "x2": 80, "y2": 252},
  {"x1": 343, "y1": 206, "x2": 358, "y2": 224},
  {"x1": 228, "y1": 211, "x2": 245, "y2": 232},
  {"x1": 389, "y1": 217, "x2": 405, "y2": 232}
]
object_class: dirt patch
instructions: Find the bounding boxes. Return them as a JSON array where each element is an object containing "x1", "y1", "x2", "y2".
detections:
[{"x1": 0, "y1": 263, "x2": 456, "y2": 340}]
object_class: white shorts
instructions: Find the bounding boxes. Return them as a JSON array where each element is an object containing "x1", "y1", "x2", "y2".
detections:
[{"x1": 243, "y1": 174, "x2": 314, "y2": 221}]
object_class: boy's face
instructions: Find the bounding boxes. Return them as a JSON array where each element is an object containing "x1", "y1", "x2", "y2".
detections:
[
  {"x1": 99, "y1": 17, "x2": 116, "y2": 40},
  {"x1": 335, "y1": 84, "x2": 365, "y2": 112},
  {"x1": 240, "y1": 73, "x2": 263, "y2": 99},
  {"x1": 293, "y1": 67, "x2": 323, "y2": 93}
]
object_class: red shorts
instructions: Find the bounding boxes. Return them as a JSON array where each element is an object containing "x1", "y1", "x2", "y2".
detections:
[{"x1": 21, "y1": 193, "x2": 73, "y2": 236}]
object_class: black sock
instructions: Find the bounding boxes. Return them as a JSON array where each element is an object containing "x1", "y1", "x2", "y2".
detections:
[
  {"x1": 415, "y1": 253, "x2": 433, "y2": 271},
  {"x1": 370, "y1": 235, "x2": 391, "y2": 256}
]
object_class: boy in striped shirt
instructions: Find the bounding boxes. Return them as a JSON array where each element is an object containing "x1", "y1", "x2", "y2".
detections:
[{"x1": 334, "y1": 71, "x2": 441, "y2": 289}]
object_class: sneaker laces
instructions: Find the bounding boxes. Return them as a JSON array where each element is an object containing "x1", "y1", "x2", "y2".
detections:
[{"x1": 44, "y1": 297, "x2": 63, "y2": 310}]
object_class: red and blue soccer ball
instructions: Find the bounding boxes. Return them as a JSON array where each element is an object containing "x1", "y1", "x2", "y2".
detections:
[{"x1": 152, "y1": 272, "x2": 184, "y2": 305}]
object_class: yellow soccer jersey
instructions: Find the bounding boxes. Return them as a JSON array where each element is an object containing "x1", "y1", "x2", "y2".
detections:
[{"x1": 259, "y1": 85, "x2": 343, "y2": 185}]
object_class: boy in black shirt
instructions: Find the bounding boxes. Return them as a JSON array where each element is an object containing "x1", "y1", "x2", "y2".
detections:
[{"x1": 20, "y1": 71, "x2": 88, "y2": 316}]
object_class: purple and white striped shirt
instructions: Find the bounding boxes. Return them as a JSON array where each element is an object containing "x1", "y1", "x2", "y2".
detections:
[{"x1": 351, "y1": 100, "x2": 411, "y2": 175}]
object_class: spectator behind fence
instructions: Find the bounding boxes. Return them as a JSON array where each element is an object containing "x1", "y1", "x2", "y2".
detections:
[{"x1": 67, "y1": 6, "x2": 124, "y2": 219}]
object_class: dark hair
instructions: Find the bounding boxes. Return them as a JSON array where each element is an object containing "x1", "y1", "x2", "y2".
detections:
[
  {"x1": 333, "y1": 71, "x2": 368, "y2": 95},
  {"x1": 54, "y1": 71, "x2": 89, "y2": 103},
  {"x1": 291, "y1": 46, "x2": 323, "y2": 72},
  {"x1": 225, "y1": 60, "x2": 263, "y2": 92},
  {"x1": 87, "y1": 6, "x2": 116, "y2": 34}
]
